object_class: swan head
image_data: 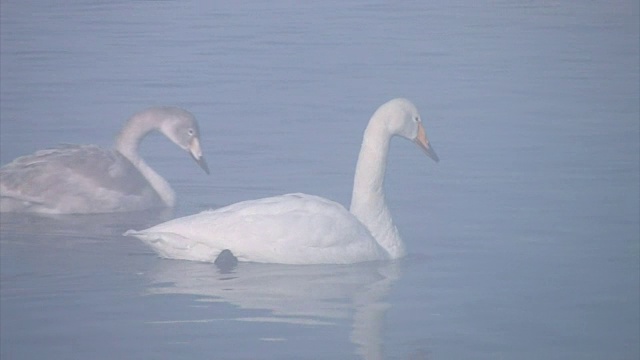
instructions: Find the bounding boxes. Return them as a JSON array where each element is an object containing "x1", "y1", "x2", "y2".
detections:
[
  {"x1": 156, "y1": 107, "x2": 210, "y2": 174},
  {"x1": 378, "y1": 98, "x2": 439, "y2": 162}
]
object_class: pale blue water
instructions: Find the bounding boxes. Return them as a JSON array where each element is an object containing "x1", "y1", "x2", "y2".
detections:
[{"x1": 1, "y1": 1, "x2": 638, "y2": 359}]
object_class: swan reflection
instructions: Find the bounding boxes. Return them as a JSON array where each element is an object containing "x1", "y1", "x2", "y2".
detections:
[
  {"x1": 0, "y1": 208, "x2": 174, "y2": 239},
  {"x1": 143, "y1": 259, "x2": 401, "y2": 360}
]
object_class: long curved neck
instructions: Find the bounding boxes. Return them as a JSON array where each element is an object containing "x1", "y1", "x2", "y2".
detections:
[
  {"x1": 114, "y1": 113, "x2": 176, "y2": 207},
  {"x1": 349, "y1": 118, "x2": 405, "y2": 259}
]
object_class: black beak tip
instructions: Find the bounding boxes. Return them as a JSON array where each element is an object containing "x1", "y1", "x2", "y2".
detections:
[
  {"x1": 191, "y1": 152, "x2": 210, "y2": 175},
  {"x1": 200, "y1": 159, "x2": 210, "y2": 175}
]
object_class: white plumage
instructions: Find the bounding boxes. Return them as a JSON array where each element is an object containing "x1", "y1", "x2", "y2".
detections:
[
  {"x1": 127, "y1": 193, "x2": 386, "y2": 264},
  {"x1": 126, "y1": 98, "x2": 439, "y2": 264}
]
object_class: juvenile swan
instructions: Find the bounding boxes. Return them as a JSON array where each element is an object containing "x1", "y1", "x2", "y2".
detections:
[
  {"x1": 126, "y1": 99, "x2": 438, "y2": 264},
  {"x1": 0, "y1": 107, "x2": 209, "y2": 214}
]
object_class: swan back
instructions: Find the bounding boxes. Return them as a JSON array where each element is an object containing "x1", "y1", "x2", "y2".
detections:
[{"x1": 126, "y1": 193, "x2": 389, "y2": 264}]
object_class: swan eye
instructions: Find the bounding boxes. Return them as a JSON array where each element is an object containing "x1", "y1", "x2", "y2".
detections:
[
  {"x1": 187, "y1": 129, "x2": 195, "y2": 136},
  {"x1": 413, "y1": 116, "x2": 420, "y2": 122}
]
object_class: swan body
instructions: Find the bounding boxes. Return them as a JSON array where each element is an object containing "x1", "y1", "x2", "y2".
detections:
[
  {"x1": 126, "y1": 193, "x2": 387, "y2": 264},
  {"x1": 0, "y1": 107, "x2": 209, "y2": 214},
  {"x1": 126, "y1": 98, "x2": 438, "y2": 264}
]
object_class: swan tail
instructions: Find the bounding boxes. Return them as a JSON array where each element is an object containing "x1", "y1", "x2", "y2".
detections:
[{"x1": 124, "y1": 229, "x2": 218, "y2": 262}]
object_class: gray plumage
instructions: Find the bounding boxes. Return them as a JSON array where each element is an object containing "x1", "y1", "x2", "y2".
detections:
[{"x1": 0, "y1": 107, "x2": 209, "y2": 214}]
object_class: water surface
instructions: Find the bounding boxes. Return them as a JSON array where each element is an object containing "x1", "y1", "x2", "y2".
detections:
[{"x1": 1, "y1": 1, "x2": 638, "y2": 359}]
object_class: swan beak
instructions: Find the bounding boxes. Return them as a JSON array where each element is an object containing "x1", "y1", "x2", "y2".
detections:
[
  {"x1": 189, "y1": 137, "x2": 210, "y2": 174},
  {"x1": 414, "y1": 122, "x2": 439, "y2": 162}
]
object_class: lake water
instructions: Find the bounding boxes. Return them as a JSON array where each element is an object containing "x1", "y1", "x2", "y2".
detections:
[{"x1": 1, "y1": 1, "x2": 638, "y2": 359}]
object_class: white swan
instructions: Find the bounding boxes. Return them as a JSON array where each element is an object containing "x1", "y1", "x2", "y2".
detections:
[
  {"x1": 125, "y1": 98, "x2": 438, "y2": 264},
  {"x1": 0, "y1": 107, "x2": 209, "y2": 214}
]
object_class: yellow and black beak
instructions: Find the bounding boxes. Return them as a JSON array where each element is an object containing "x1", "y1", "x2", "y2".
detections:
[
  {"x1": 188, "y1": 137, "x2": 210, "y2": 174},
  {"x1": 414, "y1": 122, "x2": 439, "y2": 162}
]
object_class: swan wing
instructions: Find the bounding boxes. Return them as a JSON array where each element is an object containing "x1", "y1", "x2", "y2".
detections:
[
  {"x1": 126, "y1": 193, "x2": 388, "y2": 264},
  {"x1": 0, "y1": 145, "x2": 159, "y2": 213}
]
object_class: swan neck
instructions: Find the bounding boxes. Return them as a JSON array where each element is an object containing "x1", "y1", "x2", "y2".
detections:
[
  {"x1": 349, "y1": 117, "x2": 405, "y2": 259},
  {"x1": 114, "y1": 112, "x2": 176, "y2": 207},
  {"x1": 115, "y1": 112, "x2": 158, "y2": 157}
]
